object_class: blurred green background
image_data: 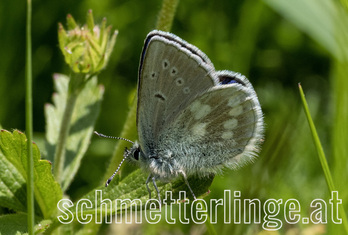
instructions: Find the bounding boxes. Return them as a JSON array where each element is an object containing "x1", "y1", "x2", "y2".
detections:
[{"x1": 1, "y1": 0, "x2": 347, "y2": 234}]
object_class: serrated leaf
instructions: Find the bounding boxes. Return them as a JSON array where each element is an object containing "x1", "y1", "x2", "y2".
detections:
[
  {"x1": 0, "y1": 213, "x2": 28, "y2": 235},
  {"x1": 34, "y1": 219, "x2": 52, "y2": 234},
  {"x1": 0, "y1": 130, "x2": 62, "y2": 218},
  {"x1": 0, "y1": 214, "x2": 52, "y2": 235},
  {"x1": 66, "y1": 169, "x2": 213, "y2": 219},
  {"x1": 45, "y1": 74, "x2": 104, "y2": 192}
]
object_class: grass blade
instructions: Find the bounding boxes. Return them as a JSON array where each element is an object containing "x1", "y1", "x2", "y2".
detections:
[{"x1": 298, "y1": 83, "x2": 348, "y2": 234}]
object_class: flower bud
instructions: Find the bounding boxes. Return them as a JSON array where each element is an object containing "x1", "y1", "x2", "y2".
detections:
[{"x1": 58, "y1": 10, "x2": 118, "y2": 74}]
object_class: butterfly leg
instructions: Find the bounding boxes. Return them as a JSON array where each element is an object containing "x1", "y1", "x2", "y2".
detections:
[
  {"x1": 145, "y1": 174, "x2": 153, "y2": 199},
  {"x1": 151, "y1": 176, "x2": 162, "y2": 206},
  {"x1": 146, "y1": 174, "x2": 162, "y2": 208},
  {"x1": 179, "y1": 170, "x2": 197, "y2": 201}
]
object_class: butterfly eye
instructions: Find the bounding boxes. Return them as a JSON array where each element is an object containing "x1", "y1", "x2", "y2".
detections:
[{"x1": 133, "y1": 149, "x2": 140, "y2": 160}]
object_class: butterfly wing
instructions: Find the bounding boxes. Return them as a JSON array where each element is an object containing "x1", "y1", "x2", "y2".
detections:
[
  {"x1": 137, "y1": 31, "x2": 218, "y2": 154},
  {"x1": 158, "y1": 71, "x2": 264, "y2": 176}
]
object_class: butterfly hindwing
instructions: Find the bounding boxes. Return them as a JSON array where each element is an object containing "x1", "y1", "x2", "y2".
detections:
[{"x1": 157, "y1": 71, "x2": 263, "y2": 175}]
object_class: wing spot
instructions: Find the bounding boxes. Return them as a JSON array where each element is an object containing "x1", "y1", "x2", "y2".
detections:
[
  {"x1": 154, "y1": 92, "x2": 166, "y2": 101},
  {"x1": 175, "y1": 77, "x2": 184, "y2": 86},
  {"x1": 223, "y1": 119, "x2": 238, "y2": 130},
  {"x1": 191, "y1": 123, "x2": 207, "y2": 138},
  {"x1": 151, "y1": 71, "x2": 158, "y2": 79},
  {"x1": 195, "y1": 105, "x2": 211, "y2": 120},
  {"x1": 170, "y1": 67, "x2": 178, "y2": 76},
  {"x1": 183, "y1": 87, "x2": 190, "y2": 94},
  {"x1": 190, "y1": 100, "x2": 201, "y2": 112},
  {"x1": 229, "y1": 105, "x2": 243, "y2": 116},
  {"x1": 222, "y1": 131, "x2": 234, "y2": 140},
  {"x1": 189, "y1": 101, "x2": 211, "y2": 120},
  {"x1": 227, "y1": 95, "x2": 243, "y2": 107},
  {"x1": 162, "y1": 59, "x2": 170, "y2": 69}
]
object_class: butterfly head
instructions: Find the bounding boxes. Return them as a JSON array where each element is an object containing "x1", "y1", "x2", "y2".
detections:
[{"x1": 127, "y1": 141, "x2": 141, "y2": 162}]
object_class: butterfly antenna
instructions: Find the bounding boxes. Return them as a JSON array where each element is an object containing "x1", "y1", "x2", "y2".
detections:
[
  {"x1": 105, "y1": 149, "x2": 130, "y2": 187},
  {"x1": 94, "y1": 131, "x2": 134, "y2": 186},
  {"x1": 94, "y1": 131, "x2": 134, "y2": 144}
]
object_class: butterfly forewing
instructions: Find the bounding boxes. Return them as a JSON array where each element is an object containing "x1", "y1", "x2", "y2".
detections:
[{"x1": 137, "y1": 32, "x2": 217, "y2": 153}]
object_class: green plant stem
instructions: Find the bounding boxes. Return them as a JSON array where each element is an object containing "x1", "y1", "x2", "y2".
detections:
[
  {"x1": 156, "y1": 0, "x2": 180, "y2": 31},
  {"x1": 25, "y1": 0, "x2": 35, "y2": 233},
  {"x1": 53, "y1": 73, "x2": 84, "y2": 184},
  {"x1": 299, "y1": 84, "x2": 348, "y2": 234}
]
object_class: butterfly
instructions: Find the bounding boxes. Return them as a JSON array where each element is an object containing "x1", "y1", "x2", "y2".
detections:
[{"x1": 99, "y1": 30, "x2": 264, "y2": 202}]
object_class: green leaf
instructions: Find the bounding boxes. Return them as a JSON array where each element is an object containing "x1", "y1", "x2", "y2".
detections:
[
  {"x1": 69, "y1": 169, "x2": 213, "y2": 218},
  {"x1": 33, "y1": 219, "x2": 52, "y2": 234},
  {"x1": 0, "y1": 213, "x2": 52, "y2": 235},
  {"x1": 45, "y1": 74, "x2": 104, "y2": 192},
  {"x1": 264, "y1": 0, "x2": 348, "y2": 60},
  {"x1": 36, "y1": 171, "x2": 212, "y2": 233},
  {"x1": 0, "y1": 213, "x2": 28, "y2": 235},
  {"x1": 0, "y1": 130, "x2": 62, "y2": 218},
  {"x1": 332, "y1": 60, "x2": 348, "y2": 205}
]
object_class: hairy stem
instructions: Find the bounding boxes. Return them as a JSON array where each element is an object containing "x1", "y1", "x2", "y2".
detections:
[
  {"x1": 53, "y1": 73, "x2": 84, "y2": 185},
  {"x1": 156, "y1": 0, "x2": 180, "y2": 31}
]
